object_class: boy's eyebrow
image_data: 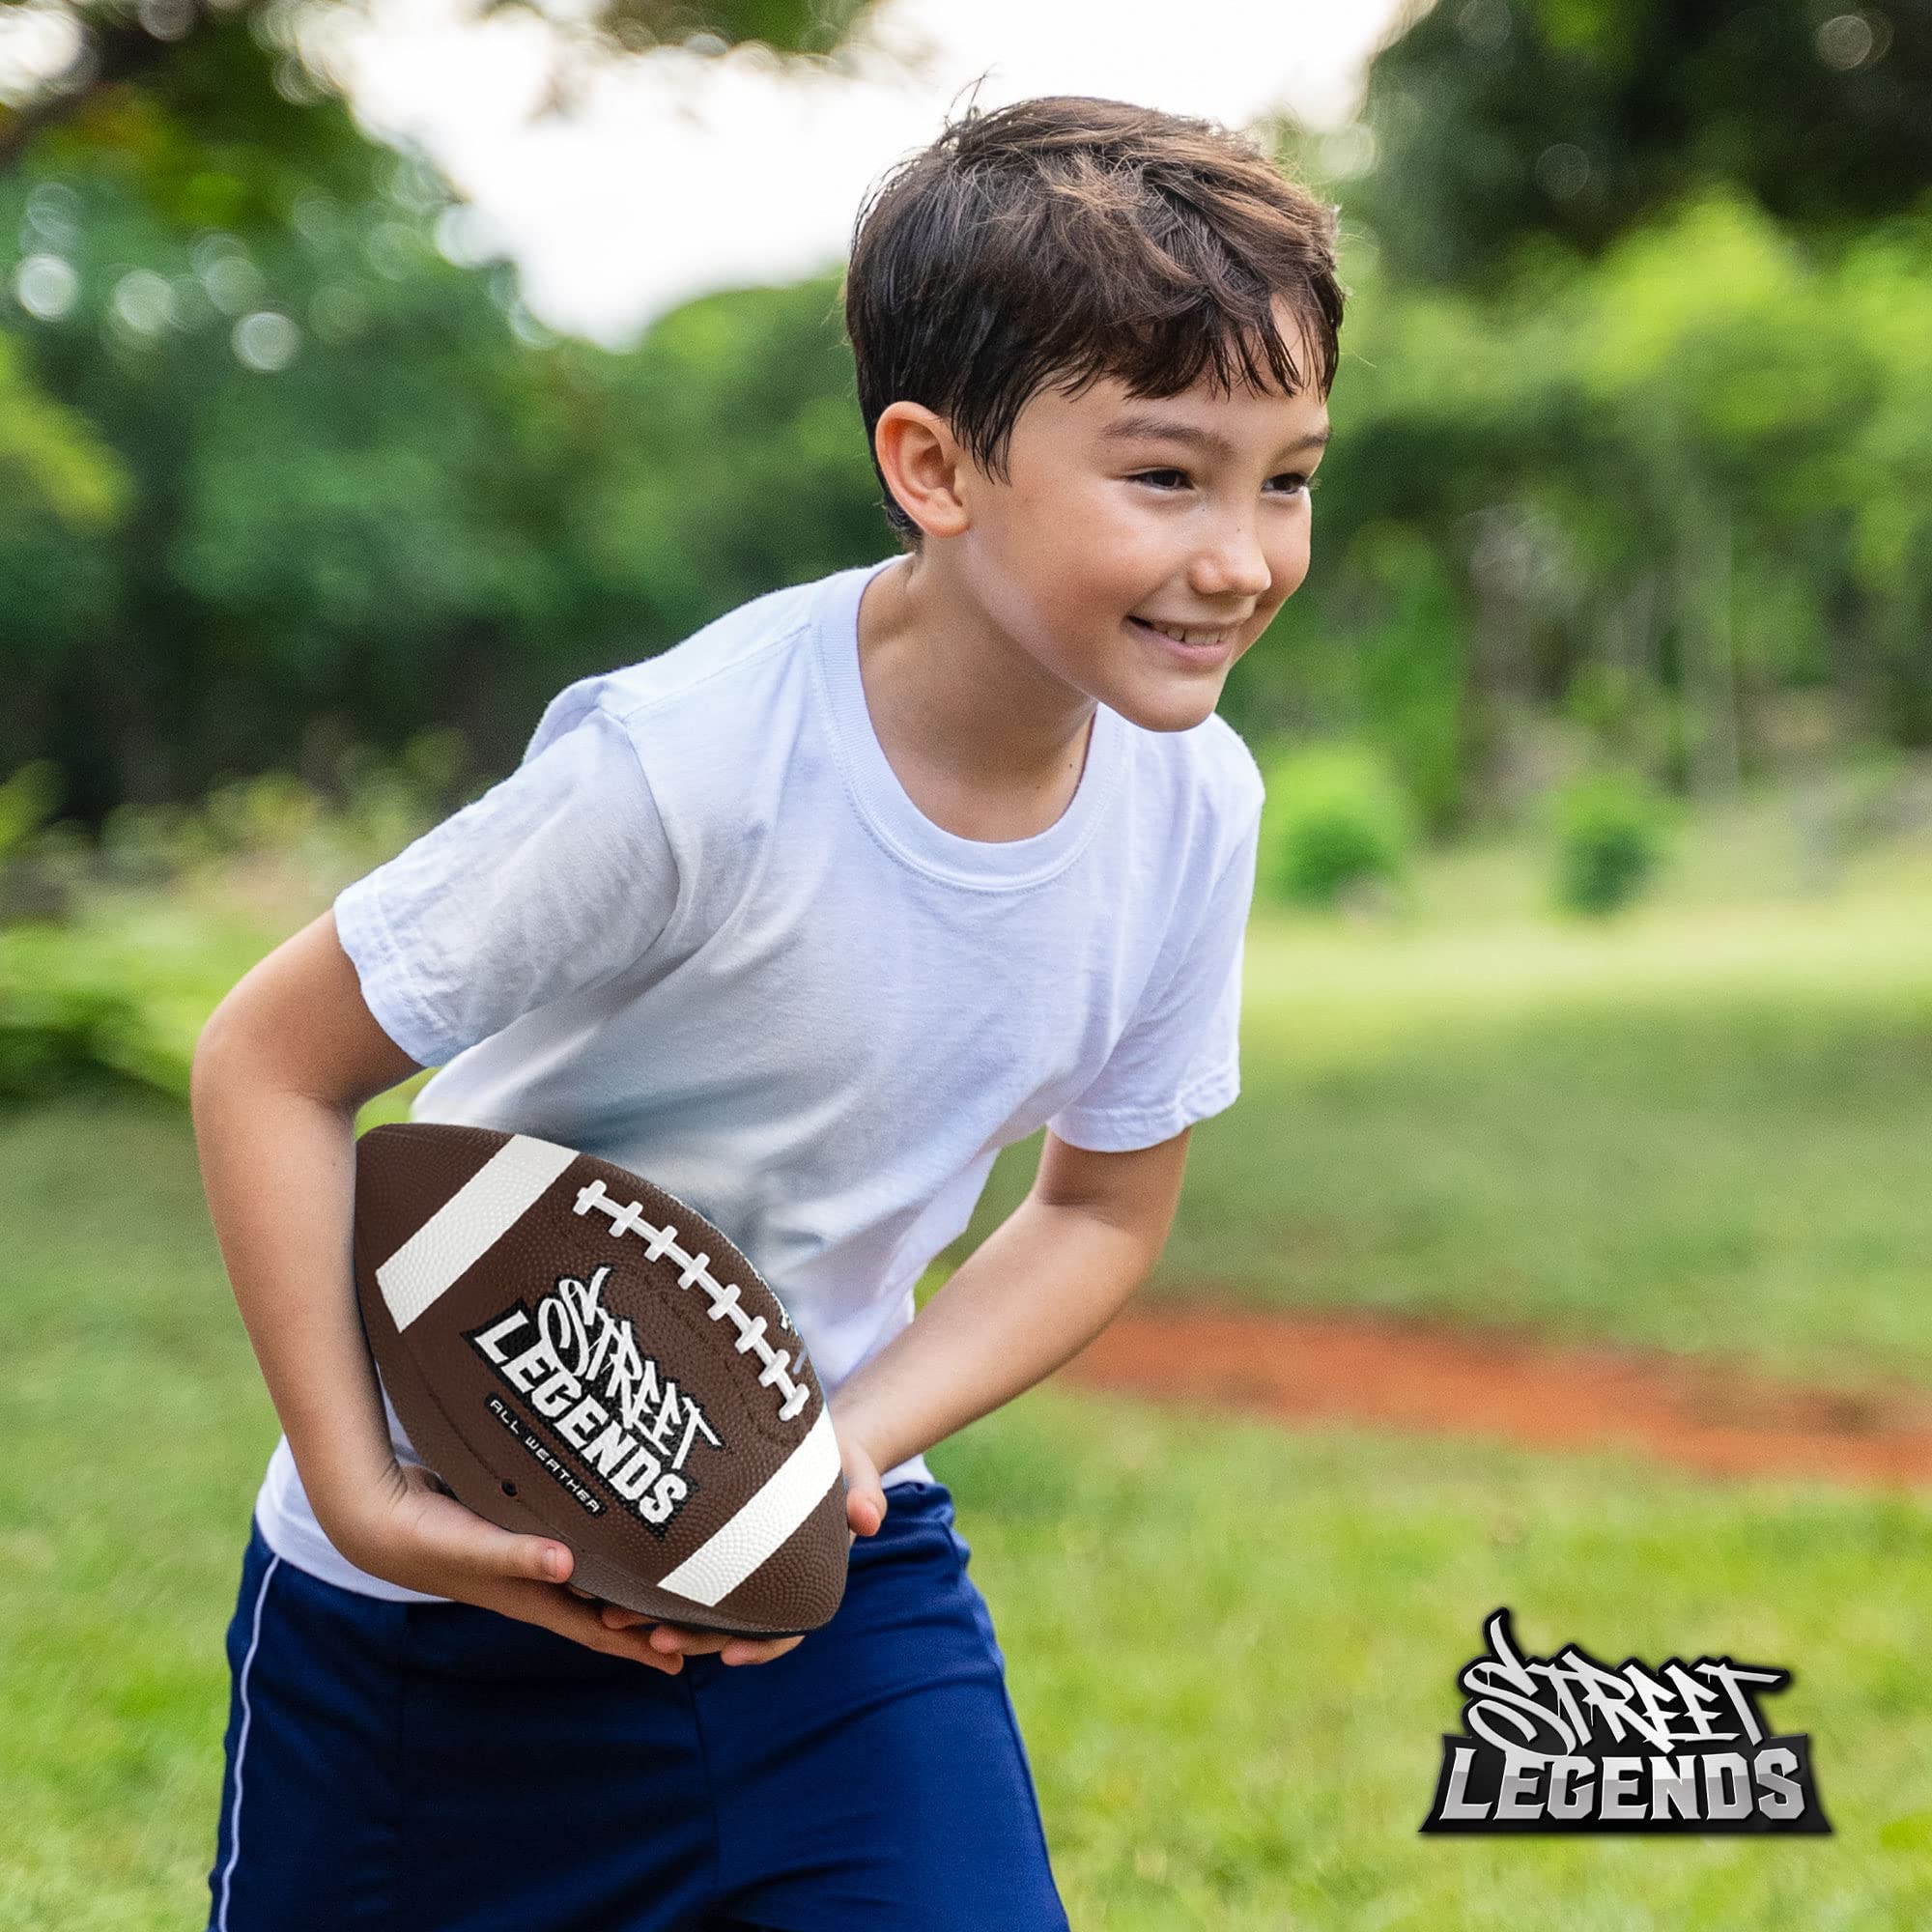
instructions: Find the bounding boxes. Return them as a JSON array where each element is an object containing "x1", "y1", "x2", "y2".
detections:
[{"x1": 1099, "y1": 412, "x2": 1332, "y2": 459}]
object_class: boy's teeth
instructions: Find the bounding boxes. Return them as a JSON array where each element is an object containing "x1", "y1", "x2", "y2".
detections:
[{"x1": 1137, "y1": 618, "x2": 1223, "y2": 645}]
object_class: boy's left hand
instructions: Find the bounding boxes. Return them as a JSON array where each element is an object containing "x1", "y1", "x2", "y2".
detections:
[{"x1": 598, "y1": 1407, "x2": 889, "y2": 1665}]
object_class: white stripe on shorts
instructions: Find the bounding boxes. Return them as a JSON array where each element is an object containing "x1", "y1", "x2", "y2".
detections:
[{"x1": 214, "y1": 1550, "x2": 282, "y2": 1932}]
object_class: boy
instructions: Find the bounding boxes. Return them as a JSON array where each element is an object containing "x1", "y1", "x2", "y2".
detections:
[{"x1": 190, "y1": 92, "x2": 1342, "y2": 1931}]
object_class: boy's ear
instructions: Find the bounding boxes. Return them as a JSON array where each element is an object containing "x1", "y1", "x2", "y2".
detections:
[{"x1": 873, "y1": 401, "x2": 973, "y2": 541}]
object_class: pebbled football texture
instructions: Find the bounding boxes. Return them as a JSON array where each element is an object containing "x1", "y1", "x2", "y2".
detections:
[{"x1": 352, "y1": 1122, "x2": 848, "y2": 1636}]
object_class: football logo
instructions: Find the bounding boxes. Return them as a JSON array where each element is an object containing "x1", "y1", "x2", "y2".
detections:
[{"x1": 466, "y1": 1264, "x2": 724, "y2": 1532}]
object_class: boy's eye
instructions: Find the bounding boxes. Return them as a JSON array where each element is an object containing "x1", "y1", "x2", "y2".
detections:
[{"x1": 1130, "y1": 469, "x2": 1320, "y2": 497}]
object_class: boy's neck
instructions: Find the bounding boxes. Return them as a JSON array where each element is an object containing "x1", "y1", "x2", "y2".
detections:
[{"x1": 854, "y1": 552, "x2": 1097, "y2": 845}]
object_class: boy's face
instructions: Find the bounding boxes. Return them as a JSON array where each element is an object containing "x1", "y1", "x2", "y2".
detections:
[{"x1": 946, "y1": 300, "x2": 1332, "y2": 735}]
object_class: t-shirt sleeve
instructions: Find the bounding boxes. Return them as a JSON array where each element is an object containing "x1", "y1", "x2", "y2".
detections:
[
  {"x1": 331, "y1": 702, "x2": 679, "y2": 1070},
  {"x1": 1046, "y1": 799, "x2": 1263, "y2": 1153}
]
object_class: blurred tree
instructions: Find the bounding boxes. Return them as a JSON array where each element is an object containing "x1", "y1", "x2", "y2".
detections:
[
  {"x1": 0, "y1": 87, "x2": 884, "y2": 822},
  {"x1": 1254, "y1": 189, "x2": 1932, "y2": 824},
  {"x1": 0, "y1": 322, "x2": 125, "y2": 525},
  {"x1": 0, "y1": 0, "x2": 882, "y2": 185},
  {"x1": 0, "y1": 0, "x2": 886, "y2": 824},
  {"x1": 7, "y1": 0, "x2": 1931, "y2": 840},
  {"x1": 1347, "y1": 0, "x2": 1932, "y2": 288}
]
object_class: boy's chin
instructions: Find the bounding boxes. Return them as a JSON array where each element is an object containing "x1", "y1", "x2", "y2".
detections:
[{"x1": 1103, "y1": 677, "x2": 1230, "y2": 734}]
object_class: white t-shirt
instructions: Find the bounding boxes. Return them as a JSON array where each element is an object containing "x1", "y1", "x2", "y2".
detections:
[{"x1": 255, "y1": 554, "x2": 1266, "y2": 1600}]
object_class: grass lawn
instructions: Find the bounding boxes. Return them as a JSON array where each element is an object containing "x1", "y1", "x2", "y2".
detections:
[{"x1": 5, "y1": 1092, "x2": 1930, "y2": 1929}]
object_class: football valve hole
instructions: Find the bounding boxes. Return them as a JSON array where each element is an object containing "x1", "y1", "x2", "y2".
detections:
[{"x1": 501, "y1": 1481, "x2": 518, "y2": 1497}]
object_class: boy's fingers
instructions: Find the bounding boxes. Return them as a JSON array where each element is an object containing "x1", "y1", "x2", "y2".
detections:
[
  {"x1": 558, "y1": 1611, "x2": 683, "y2": 1672},
  {"x1": 649, "y1": 1624, "x2": 727, "y2": 1656},
  {"x1": 372, "y1": 1472, "x2": 679, "y2": 1671},
  {"x1": 721, "y1": 1634, "x2": 804, "y2": 1665},
  {"x1": 592, "y1": 1610, "x2": 719, "y2": 1650},
  {"x1": 493, "y1": 1534, "x2": 575, "y2": 1589},
  {"x1": 635, "y1": 1622, "x2": 804, "y2": 1664},
  {"x1": 593, "y1": 1605, "x2": 807, "y2": 1664},
  {"x1": 404, "y1": 1487, "x2": 572, "y2": 1588},
  {"x1": 481, "y1": 1577, "x2": 685, "y2": 1673}
]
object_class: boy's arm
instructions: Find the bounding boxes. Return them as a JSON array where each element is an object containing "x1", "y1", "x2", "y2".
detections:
[
  {"x1": 190, "y1": 910, "x2": 688, "y2": 1672},
  {"x1": 827, "y1": 1126, "x2": 1194, "y2": 1478},
  {"x1": 191, "y1": 910, "x2": 428, "y2": 1522}
]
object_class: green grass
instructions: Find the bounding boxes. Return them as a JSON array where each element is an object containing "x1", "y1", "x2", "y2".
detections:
[{"x1": 6, "y1": 1092, "x2": 1932, "y2": 1928}]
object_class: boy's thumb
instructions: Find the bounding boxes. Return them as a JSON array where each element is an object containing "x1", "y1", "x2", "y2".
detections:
[{"x1": 526, "y1": 1538, "x2": 571, "y2": 1582}]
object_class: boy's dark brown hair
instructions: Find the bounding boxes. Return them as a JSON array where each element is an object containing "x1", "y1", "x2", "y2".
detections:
[{"x1": 841, "y1": 91, "x2": 1347, "y2": 552}]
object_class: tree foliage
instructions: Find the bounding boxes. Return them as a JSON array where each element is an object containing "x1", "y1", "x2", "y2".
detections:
[
  {"x1": 1347, "y1": 0, "x2": 1932, "y2": 289},
  {"x1": 0, "y1": 0, "x2": 880, "y2": 180},
  {"x1": 3, "y1": 0, "x2": 1930, "y2": 844}
]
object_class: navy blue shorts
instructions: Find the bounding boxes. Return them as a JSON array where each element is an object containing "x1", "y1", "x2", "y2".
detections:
[{"x1": 205, "y1": 1480, "x2": 1069, "y2": 1931}]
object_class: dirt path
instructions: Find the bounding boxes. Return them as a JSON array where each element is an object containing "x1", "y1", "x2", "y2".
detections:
[{"x1": 1062, "y1": 1299, "x2": 1932, "y2": 1488}]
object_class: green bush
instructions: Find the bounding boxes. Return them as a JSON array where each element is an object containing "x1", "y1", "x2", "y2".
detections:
[
  {"x1": 0, "y1": 945, "x2": 152, "y2": 1103},
  {"x1": 0, "y1": 760, "x2": 61, "y2": 861},
  {"x1": 0, "y1": 730, "x2": 475, "y2": 1104},
  {"x1": 1260, "y1": 742, "x2": 1416, "y2": 910},
  {"x1": 1550, "y1": 770, "x2": 1673, "y2": 916}
]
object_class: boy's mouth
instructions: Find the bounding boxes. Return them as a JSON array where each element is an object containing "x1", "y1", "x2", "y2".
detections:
[{"x1": 1127, "y1": 614, "x2": 1237, "y2": 662}]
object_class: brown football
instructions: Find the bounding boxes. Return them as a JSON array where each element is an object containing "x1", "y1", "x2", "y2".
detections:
[{"x1": 351, "y1": 1122, "x2": 848, "y2": 1635}]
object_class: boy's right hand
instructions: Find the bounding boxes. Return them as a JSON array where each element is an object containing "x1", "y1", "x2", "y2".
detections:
[{"x1": 327, "y1": 1459, "x2": 689, "y2": 1674}]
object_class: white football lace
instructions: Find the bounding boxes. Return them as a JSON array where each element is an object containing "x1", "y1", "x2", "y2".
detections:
[{"x1": 572, "y1": 1178, "x2": 810, "y2": 1423}]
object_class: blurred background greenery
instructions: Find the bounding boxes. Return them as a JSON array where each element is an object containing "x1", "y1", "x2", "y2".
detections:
[
  {"x1": 3, "y1": 0, "x2": 1931, "y2": 860},
  {"x1": 4, "y1": 0, "x2": 1931, "y2": 1925}
]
